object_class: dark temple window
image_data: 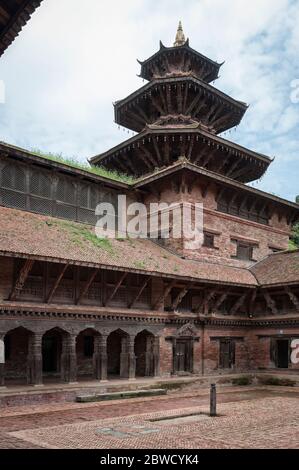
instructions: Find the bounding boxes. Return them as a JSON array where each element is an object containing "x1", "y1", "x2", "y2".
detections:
[{"x1": 84, "y1": 336, "x2": 94, "y2": 358}]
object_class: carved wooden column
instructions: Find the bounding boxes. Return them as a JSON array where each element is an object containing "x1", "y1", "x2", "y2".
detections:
[
  {"x1": 93, "y1": 334, "x2": 108, "y2": 381},
  {"x1": 0, "y1": 333, "x2": 5, "y2": 387},
  {"x1": 120, "y1": 335, "x2": 136, "y2": 379},
  {"x1": 145, "y1": 336, "x2": 160, "y2": 377},
  {"x1": 153, "y1": 336, "x2": 161, "y2": 377},
  {"x1": 61, "y1": 334, "x2": 77, "y2": 383},
  {"x1": 27, "y1": 333, "x2": 43, "y2": 386},
  {"x1": 128, "y1": 335, "x2": 136, "y2": 380}
]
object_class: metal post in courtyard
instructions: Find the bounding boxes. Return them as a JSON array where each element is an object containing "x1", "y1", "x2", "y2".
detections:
[{"x1": 210, "y1": 383, "x2": 217, "y2": 417}]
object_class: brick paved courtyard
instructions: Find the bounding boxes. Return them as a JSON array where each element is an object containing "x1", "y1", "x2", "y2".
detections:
[{"x1": 0, "y1": 386, "x2": 298, "y2": 449}]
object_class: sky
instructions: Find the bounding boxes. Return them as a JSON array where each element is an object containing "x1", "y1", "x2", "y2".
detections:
[{"x1": 0, "y1": 0, "x2": 298, "y2": 201}]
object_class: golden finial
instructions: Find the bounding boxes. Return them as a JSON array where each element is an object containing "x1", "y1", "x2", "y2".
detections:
[{"x1": 173, "y1": 21, "x2": 186, "y2": 47}]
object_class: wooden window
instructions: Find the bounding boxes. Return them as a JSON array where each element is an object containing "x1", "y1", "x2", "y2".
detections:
[
  {"x1": 236, "y1": 242, "x2": 254, "y2": 261},
  {"x1": 203, "y1": 232, "x2": 215, "y2": 248}
]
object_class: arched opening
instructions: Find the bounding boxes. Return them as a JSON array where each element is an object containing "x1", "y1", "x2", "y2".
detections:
[
  {"x1": 76, "y1": 329, "x2": 100, "y2": 381},
  {"x1": 107, "y1": 329, "x2": 129, "y2": 379},
  {"x1": 42, "y1": 328, "x2": 66, "y2": 382},
  {"x1": 3, "y1": 327, "x2": 33, "y2": 385},
  {"x1": 135, "y1": 331, "x2": 157, "y2": 377}
]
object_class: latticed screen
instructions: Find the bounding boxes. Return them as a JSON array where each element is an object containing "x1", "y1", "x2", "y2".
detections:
[{"x1": 0, "y1": 159, "x2": 118, "y2": 226}]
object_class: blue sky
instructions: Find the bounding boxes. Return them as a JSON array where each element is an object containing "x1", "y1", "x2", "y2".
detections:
[{"x1": 0, "y1": 0, "x2": 298, "y2": 201}]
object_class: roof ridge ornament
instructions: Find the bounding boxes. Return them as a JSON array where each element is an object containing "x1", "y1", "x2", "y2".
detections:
[{"x1": 173, "y1": 21, "x2": 186, "y2": 47}]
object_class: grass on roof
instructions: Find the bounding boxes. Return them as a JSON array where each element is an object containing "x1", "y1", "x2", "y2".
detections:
[
  {"x1": 31, "y1": 148, "x2": 135, "y2": 184},
  {"x1": 47, "y1": 219, "x2": 115, "y2": 254}
]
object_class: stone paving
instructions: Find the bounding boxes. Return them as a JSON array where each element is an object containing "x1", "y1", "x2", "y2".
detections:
[{"x1": 0, "y1": 387, "x2": 298, "y2": 449}]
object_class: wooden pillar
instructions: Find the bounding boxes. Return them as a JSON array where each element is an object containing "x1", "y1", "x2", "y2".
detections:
[
  {"x1": 172, "y1": 338, "x2": 177, "y2": 375},
  {"x1": 93, "y1": 334, "x2": 108, "y2": 381},
  {"x1": 144, "y1": 336, "x2": 160, "y2": 377},
  {"x1": 61, "y1": 334, "x2": 77, "y2": 383},
  {"x1": 120, "y1": 335, "x2": 136, "y2": 380},
  {"x1": 128, "y1": 336, "x2": 136, "y2": 380},
  {"x1": 27, "y1": 333, "x2": 43, "y2": 386},
  {"x1": 0, "y1": 333, "x2": 5, "y2": 387}
]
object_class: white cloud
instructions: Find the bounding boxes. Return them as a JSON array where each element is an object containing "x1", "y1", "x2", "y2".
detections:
[{"x1": 0, "y1": 0, "x2": 298, "y2": 200}]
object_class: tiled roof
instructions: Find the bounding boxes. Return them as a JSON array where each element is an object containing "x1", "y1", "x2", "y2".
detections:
[
  {"x1": 0, "y1": 1, "x2": 43, "y2": 57},
  {"x1": 0, "y1": 206, "x2": 257, "y2": 287},
  {"x1": 251, "y1": 250, "x2": 299, "y2": 286}
]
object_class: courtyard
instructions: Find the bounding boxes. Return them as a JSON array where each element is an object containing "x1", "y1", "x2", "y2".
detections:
[{"x1": 0, "y1": 384, "x2": 298, "y2": 449}]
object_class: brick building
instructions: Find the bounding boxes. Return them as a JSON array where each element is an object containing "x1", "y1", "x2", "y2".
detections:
[{"x1": 0, "y1": 20, "x2": 299, "y2": 387}]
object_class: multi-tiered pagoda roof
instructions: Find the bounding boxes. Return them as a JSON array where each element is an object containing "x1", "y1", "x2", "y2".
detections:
[{"x1": 90, "y1": 23, "x2": 272, "y2": 184}]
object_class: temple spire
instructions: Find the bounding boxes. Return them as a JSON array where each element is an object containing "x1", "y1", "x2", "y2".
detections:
[{"x1": 173, "y1": 21, "x2": 186, "y2": 47}]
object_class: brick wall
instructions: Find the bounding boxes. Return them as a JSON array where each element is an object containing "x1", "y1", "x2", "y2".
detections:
[{"x1": 143, "y1": 178, "x2": 290, "y2": 267}]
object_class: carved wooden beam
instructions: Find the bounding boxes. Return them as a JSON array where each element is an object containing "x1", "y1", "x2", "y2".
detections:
[
  {"x1": 213, "y1": 292, "x2": 228, "y2": 311},
  {"x1": 104, "y1": 272, "x2": 127, "y2": 307},
  {"x1": 166, "y1": 85, "x2": 173, "y2": 114},
  {"x1": 9, "y1": 259, "x2": 35, "y2": 301},
  {"x1": 216, "y1": 153, "x2": 231, "y2": 173},
  {"x1": 226, "y1": 159, "x2": 240, "y2": 178},
  {"x1": 187, "y1": 135, "x2": 195, "y2": 159},
  {"x1": 216, "y1": 187, "x2": 227, "y2": 203},
  {"x1": 46, "y1": 263, "x2": 69, "y2": 303},
  {"x1": 129, "y1": 276, "x2": 151, "y2": 308},
  {"x1": 284, "y1": 287, "x2": 299, "y2": 312},
  {"x1": 137, "y1": 151, "x2": 152, "y2": 171},
  {"x1": 171, "y1": 286, "x2": 189, "y2": 311},
  {"x1": 194, "y1": 146, "x2": 210, "y2": 165},
  {"x1": 153, "y1": 280, "x2": 176, "y2": 310},
  {"x1": 230, "y1": 293, "x2": 247, "y2": 315},
  {"x1": 194, "y1": 289, "x2": 217, "y2": 315},
  {"x1": 158, "y1": 87, "x2": 167, "y2": 112},
  {"x1": 200, "y1": 182, "x2": 210, "y2": 198},
  {"x1": 230, "y1": 164, "x2": 249, "y2": 180},
  {"x1": 248, "y1": 289, "x2": 257, "y2": 317},
  {"x1": 76, "y1": 268, "x2": 99, "y2": 305},
  {"x1": 183, "y1": 84, "x2": 189, "y2": 112},
  {"x1": 205, "y1": 102, "x2": 219, "y2": 122},
  {"x1": 212, "y1": 113, "x2": 232, "y2": 129},
  {"x1": 140, "y1": 146, "x2": 158, "y2": 168},
  {"x1": 164, "y1": 139, "x2": 170, "y2": 165},
  {"x1": 115, "y1": 159, "x2": 129, "y2": 173},
  {"x1": 185, "y1": 93, "x2": 201, "y2": 115},
  {"x1": 152, "y1": 138, "x2": 163, "y2": 166},
  {"x1": 151, "y1": 96, "x2": 165, "y2": 115},
  {"x1": 135, "y1": 103, "x2": 150, "y2": 123},
  {"x1": 177, "y1": 84, "x2": 183, "y2": 114},
  {"x1": 127, "y1": 110, "x2": 146, "y2": 127},
  {"x1": 202, "y1": 149, "x2": 217, "y2": 168},
  {"x1": 264, "y1": 292, "x2": 278, "y2": 315}
]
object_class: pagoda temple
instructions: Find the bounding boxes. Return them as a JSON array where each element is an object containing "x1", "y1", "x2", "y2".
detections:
[{"x1": 0, "y1": 24, "x2": 299, "y2": 389}]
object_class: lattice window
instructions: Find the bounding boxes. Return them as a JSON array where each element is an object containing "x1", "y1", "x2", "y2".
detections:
[
  {"x1": 56, "y1": 177, "x2": 76, "y2": 204},
  {"x1": 29, "y1": 169, "x2": 51, "y2": 198},
  {"x1": 56, "y1": 204, "x2": 77, "y2": 220},
  {"x1": 0, "y1": 188, "x2": 27, "y2": 209},
  {"x1": 79, "y1": 185, "x2": 89, "y2": 208},
  {"x1": 1, "y1": 164, "x2": 26, "y2": 191},
  {"x1": 29, "y1": 196, "x2": 52, "y2": 215}
]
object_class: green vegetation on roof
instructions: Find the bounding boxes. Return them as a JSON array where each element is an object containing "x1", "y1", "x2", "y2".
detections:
[
  {"x1": 289, "y1": 222, "x2": 299, "y2": 250},
  {"x1": 46, "y1": 219, "x2": 114, "y2": 254},
  {"x1": 31, "y1": 148, "x2": 135, "y2": 184}
]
